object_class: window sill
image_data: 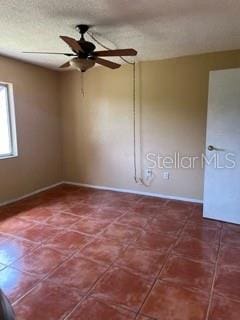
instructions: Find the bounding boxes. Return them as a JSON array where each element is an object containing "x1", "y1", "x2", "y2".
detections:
[{"x1": 0, "y1": 154, "x2": 18, "y2": 160}]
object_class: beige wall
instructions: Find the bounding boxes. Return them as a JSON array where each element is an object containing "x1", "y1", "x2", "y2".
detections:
[
  {"x1": 0, "y1": 56, "x2": 62, "y2": 203},
  {"x1": 1, "y1": 50, "x2": 240, "y2": 204},
  {"x1": 60, "y1": 50, "x2": 240, "y2": 201}
]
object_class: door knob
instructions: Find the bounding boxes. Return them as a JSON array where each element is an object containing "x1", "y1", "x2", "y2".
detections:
[{"x1": 208, "y1": 145, "x2": 215, "y2": 151}]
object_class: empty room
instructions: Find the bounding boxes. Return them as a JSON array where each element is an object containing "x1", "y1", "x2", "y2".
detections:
[{"x1": 0, "y1": 1, "x2": 240, "y2": 319}]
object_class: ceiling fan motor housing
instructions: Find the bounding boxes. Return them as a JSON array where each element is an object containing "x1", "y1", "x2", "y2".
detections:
[
  {"x1": 75, "y1": 25, "x2": 96, "y2": 57},
  {"x1": 78, "y1": 41, "x2": 96, "y2": 57}
]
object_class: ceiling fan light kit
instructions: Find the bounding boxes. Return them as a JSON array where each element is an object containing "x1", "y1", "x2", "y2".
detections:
[
  {"x1": 23, "y1": 24, "x2": 137, "y2": 72},
  {"x1": 70, "y1": 57, "x2": 95, "y2": 72}
]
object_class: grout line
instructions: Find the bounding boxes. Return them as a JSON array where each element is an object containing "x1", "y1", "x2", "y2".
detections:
[
  {"x1": 1, "y1": 186, "x2": 204, "y2": 319},
  {"x1": 11, "y1": 200, "x2": 182, "y2": 318},
  {"x1": 134, "y1": 215, "x2": 190, "y2": 319},
  {"x1": 63, "y1": 218, "x2": 150, "y2": 319},
  {"x1": 11, "y1": 247, "x2": 76, "y2": 306},
  {"x1": 6, "y1": 207, "x2": 131, "y2": 306},
  {"x1": 9, "y1": 208, "x2": 138, "y2": 318},
  {"x1": 62, "y1": 236, "x2": 137, "y2": 320},
  {"x1": 11, "y1": 224, "x2": 107, "y2": 307},
  {"x1": 204, "y1": 225, "x2": 223, "y2": 320},
  {"x1": 212, "y1": 291, "x2": 240, "y2": 304}
]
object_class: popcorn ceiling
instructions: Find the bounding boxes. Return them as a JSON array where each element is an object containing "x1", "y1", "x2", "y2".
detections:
[{"x1": 0, "y1": 0, "x2": 240, "y2": 70}]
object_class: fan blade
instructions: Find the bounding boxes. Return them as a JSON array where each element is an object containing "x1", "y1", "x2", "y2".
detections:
[
  {"x1": 60, "y1": 36, "x2": 84, "y2": 53},
  {"x1": 23, "y1": 51, "x2": 76, "y2": 56},
  {"x1": 94, "y1": 48, "x2": 137, "y2": 57},
  {"x1": 59, "y1": 61, "x2": 71, "y2": 68},
  {"x1": 95, "y1": 57, "x2": 121, "y2": 69}
]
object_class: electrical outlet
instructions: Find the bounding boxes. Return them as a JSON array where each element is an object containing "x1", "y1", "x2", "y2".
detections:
[
  {"x1": 163, "y1": 172, "x2": 170, "y2": 180},
  {"x1": 145, "y1": 168, "x2": 153, "y2": 179}
]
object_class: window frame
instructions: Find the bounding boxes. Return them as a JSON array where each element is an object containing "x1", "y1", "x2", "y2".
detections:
[{"x1": 0, "y1": 82, "x2": 18, "y2": 160}]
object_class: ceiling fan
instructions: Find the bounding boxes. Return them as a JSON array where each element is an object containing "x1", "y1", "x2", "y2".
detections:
[{"x1": 23, "y1": 24, "x2": 137, "y2": 72}]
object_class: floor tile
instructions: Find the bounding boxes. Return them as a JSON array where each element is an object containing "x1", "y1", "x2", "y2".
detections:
[
  {"x1": 191, "y1": 212, "x2": 222, "y2": 229},
  {"x1": 44, "y1": 202, "x2": 72, "y2": 213},
  {"x1": 221, "y1": 228, "x2": 240, "y2": 247},
  {"x1": 165, "y1": 211, "x2": 186, "y2": 222},
  {"x1": 173, "y1": 235, "x2": 218, "y2": 264},
  {"x1": 218, "y1": 245, "x2": 240, "y2": 270},
  {"x1": 136, "y1": 315, "x2": 154, "y2": 320},
  {"x1": 89, "y1": 207, "x2": 125, "y2": 220},
  {"x1": 133, "y1": 204, "x2": 161, "y2": 217},
  {"x1": 191, "y1": 204, "x2": 203, "y2": 215},
  {"x1": 2, "y1": 204, "x2": 31, "y2": 217},
  {"x1": 138, "y1": 197, "x2": 167, "y2": 207},
  {"x1": 67, "y1": 297, "x2": 136, "y2": 319},
  {"x1": 70, "y1": 217, "x2": 111, "y2": 235},
  {"x1": 0, "y1": 186, "x2": 233, "y2": 319},
  {"x1": 223, "y1": 223, "x2": 240, "y2": 232},
  {"x1": 106, "y1": 192, "x2": 140, "y2": 203},
  {"x1": 214, "y1": 266, "x2": 240, "y2": 300},
  {"x1": 0, "y1": 237, "x2": 37, "y2": 265},
  {"x1": 13, "y1": 280, "x2": 82, "y2": 320},
  {"x1": 165, "y1": 212, "x2": 192, "y2": 222},
  {"x1": 163, "y1": 208, "x2": 191, "y2": 220},
  {"x1": 160, "y1": 255, "x2": 214, "y2": 292},
  {"x1": 65, "y1": 204, "x2": 99, "y2": 216},
  {"x1": 105, "y1": 202, "x2": 136, "y2": 213},
  {"x1": 46, "y1": 230, "x2": 93, "y2": 254},
  {"x1": 135, "y1": 231, "x2": 176, "y2": 252},
  {"x1": 80, "y1": 237, "x2": 125, "y2": 265},
  {"x1": 92, "y1": 266, "x2": 151, "y2": 312},
  {"x1": 165, "y1": 200, "x2": 192, "y2": 211},
  {"x1": 0, "y1": 217, "x2": 33, "y2": 236},
  {"x1": 146, "y1": 217, "x2": 184, "y2": 236},
  {"x1": 141, "y1": 280, "x2": 208, "y2": 320},
  {"x1": 0, "y1": 267, "x2": 40, "y2": 303},
  {"x1": 116, "y1": 213, "x2": 150, "y2": 228},
  {"x1": 44, "y1": 212, "x2": 80, "y2": 228},
  {"x1": 116, "y1": 246, "x2": 166, "y2": 279},
  {"x1": 46, "y1": 256, "x2": 107, "y2": 293},
  {"x1": 183, "y1": 223, "x2": 221, "y2": 243},
  {"x1": 17, "y1": 223, "x2": 59, "y2": 243},
  {"x1": 0, "y1": 234, "x2": 11, "y2": 244},
  {"x1": 82, "y1": 198, "x2": 106, "y2": 207},
  {"x1": 188, "y1": 218, "x2": 221, "y2": 229},
  {"x1": 19, "y1": 207, "x2": 53, "y2": 223},
  {"x1": 101, "y1": 223, "x2": 143, "y2": 244},
  {"x1": 12, "y1": 246, "x2": 67, "y2": 276},
  {"x1": 208, "y1": 294, "x2": 240, "y2": 320}
]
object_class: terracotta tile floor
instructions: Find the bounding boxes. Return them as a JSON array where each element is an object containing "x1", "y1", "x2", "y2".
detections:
[{"x1": 0, "y1": 185, "x2": 239, "y2": 319}]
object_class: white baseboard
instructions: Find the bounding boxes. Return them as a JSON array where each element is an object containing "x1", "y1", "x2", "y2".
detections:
[
  {"x1": 64, "y1": 181, "x2": 203, "y2": 204},
  {"x1": 0, "y1": 180, "x2": 203, "y2": 207},
  {"x1": 0, "y1": 182, "x2": 63, "y2": 207}
]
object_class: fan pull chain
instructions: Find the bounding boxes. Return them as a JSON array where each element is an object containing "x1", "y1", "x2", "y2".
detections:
[
  {"x1": 132, "y1": 62, "x2": 139, "y2": 183},
  {"x1": 132, "y1": 63, "x2": 152, "y2": 187},
  {"x1": 81, "y1": 72, "x2": 85, "y2": 96},
  {"x1": 87, "y1": 31, "x2": 151, "y2": 186}
]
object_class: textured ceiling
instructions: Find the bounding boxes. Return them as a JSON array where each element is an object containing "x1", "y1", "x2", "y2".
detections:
[{"x1": 1, "y1": 0, "x2": 240, "y2": 70}]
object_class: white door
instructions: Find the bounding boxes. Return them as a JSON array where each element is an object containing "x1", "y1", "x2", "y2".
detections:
[{"x1": 203, "y1": 68, "x2": 240, "y2": 224}]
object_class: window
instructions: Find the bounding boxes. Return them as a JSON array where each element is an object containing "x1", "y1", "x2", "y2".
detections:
[{"x1": 0, "y1": 83, "x2": 18, "y2": 159}]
